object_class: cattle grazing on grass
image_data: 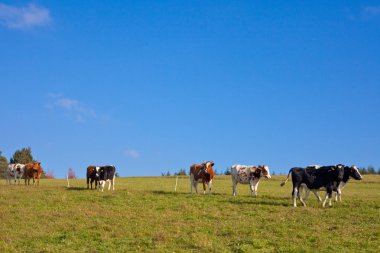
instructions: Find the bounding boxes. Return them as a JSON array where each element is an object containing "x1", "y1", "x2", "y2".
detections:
[
  {"x1": 96, "y1": 165, "x2": 116, "y2": 192},
  {"x1": 190, "y1": 161, "x2": 215, "y2": 195},
  {"x1": 86, "y1": 165, "x2": 98, "y2": 189},
  {"x1": 5, "y1": 164, "x2": 16, "y2": 185},
  {"x1": 281, "y1": 165, "x2": 344, "y2": 207},
  {"x1": 302, "y1": 165, "x2": 363, "y2": 202},
  {"x1": 231, "y1": 164, "x2": 271, "y2": 197},
  {"x1": 13, "y1": 163, "x2": 25, "y2": 184},
  {"x1": 24, "y1": 162, "x2": 43, "y2": 186}
]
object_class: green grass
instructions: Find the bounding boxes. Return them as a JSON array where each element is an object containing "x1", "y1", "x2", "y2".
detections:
[{"x1": 1, "y1": 175, "x2": 379, "y2": 252}]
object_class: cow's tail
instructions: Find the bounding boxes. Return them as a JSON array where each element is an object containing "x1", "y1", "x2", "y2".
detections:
[{"x1": 280, "y1": 169, "x2": 292, "y2": 187}]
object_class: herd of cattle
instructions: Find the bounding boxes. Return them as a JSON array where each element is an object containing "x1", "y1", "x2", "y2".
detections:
[{"x1": 5, "y1": 161, "x2": 363, "y2": 207}]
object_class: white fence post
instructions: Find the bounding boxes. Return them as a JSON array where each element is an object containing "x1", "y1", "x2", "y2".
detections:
[{"x1": 175, "y1": 176, "x2": 178, "y2": 192}]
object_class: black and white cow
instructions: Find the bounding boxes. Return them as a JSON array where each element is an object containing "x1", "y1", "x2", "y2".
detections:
[
  {"x1": 231, "y1": 164, "x2": 271, "y2": 197},
  {"x1": 96, "y1": 165, "x2": 116, "y2": 192},
  {"x1": 303, "y1": 165, "x2": 362, "y2": 202},
  {"x1": 281, "y1": 165, "x2": 344, "y2": 207}
]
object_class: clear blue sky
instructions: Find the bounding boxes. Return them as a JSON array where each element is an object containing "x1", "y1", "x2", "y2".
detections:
[{"x1": 1, "y1": 1, "x2": 379, "y2": 178}]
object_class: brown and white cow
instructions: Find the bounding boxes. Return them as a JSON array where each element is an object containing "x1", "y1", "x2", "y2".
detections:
[
  {"x1": 231, "y1": 164, "x2": 271, "y2": 197},
  {"x1": 190, "y1": 161, "x2": 215, "y2": 195},
  {"x1": 13, "y1": 163, "x2": 25, "y2": 184},
  {"x1": 86, "y1": 165, "x2": 98, "y2": 189},
  {"x1": 5, "y1": 164, "x2": 16, "y2": 185},
  {"x1": 24, "y1": 162, "x2": 43, "y2": 186}
]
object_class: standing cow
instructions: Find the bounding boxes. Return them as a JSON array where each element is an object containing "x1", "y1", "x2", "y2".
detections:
[
  {"x1": 13, "y1": 163, "x2": 25, "y2": 184},
  {"x1": 303, "y1": 165, "x2": 363, "y2": 202},
  {"x1": 5, "y1": 164, "x2": 16, "y2": 185},
  {"x1": 231, "y1": 164, "x2": 271, "y2": 197},
  {"x1": 190, "y1": 161, "x2": 215, "y2": 195},
  {"x1": 96, "y1": 165, "x2": 116, "y2": 192},
  {"x1": 24, "y1": 162, "x2": 43, "y2": 186},
  {"x1": 86, "y1": 165, "x2": 98, "y2": 189},
  {"x1": 281, "y1": 165, "x2": 344, "y2": 207}
]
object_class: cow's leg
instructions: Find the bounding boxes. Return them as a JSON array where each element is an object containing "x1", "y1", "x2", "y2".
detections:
[
  {"x1": 322, "y1": 191, "x2": 333, "y2": 208},
  {"x1": 194, "y1": 181, "x2": 198, "y2": 194},
  {"x1": 232, "y1": 180, "x2": 237, "y2": 196},
  {"x1": 303, "y1": 186, "x2": 309, "y2": 201},
  {"x1": 208, "y1": 179, "x2": 212, "y2": 195},
  {"x1": 313, "y1": 191, "x2": 322, "y2": 202},
  {"x1": 293, "y1": 187, "x2": 298, "y2": 207},
  {"x1": 87, "y1": 177, "x2": 90, "y2": 189},
  {"x1": 190, "y1": 174, "x2": 194, "y2": 193},
  {"x1": 202, "y1": 181, "x2": 207, "y2": 195},
  {"x1": 253, "y1": 180, "x2": 260, "y2": 197},
  {"x1": 108, "y1": 180, "x2": 112, "y2": 190},
  {"x1": 299, "y1": 192, "x2": 306, "y2": 207},
  {"x1": 112, "y1": 177, "x2": 115, "y2": 190}
]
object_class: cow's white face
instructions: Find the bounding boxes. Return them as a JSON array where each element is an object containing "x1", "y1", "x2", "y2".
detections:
[
  {"x1": 95, "y1": 167, "x2": 100, "y2": 178},
  {"x1": 204, "y1": 162, "x2": 214, "y2": 174},
  {"x1": 261, "y1": 165, "x2": 271, "y2": 178},
  {"x1": 351, "y1": 165, "x2": 363, "y2": 180}
]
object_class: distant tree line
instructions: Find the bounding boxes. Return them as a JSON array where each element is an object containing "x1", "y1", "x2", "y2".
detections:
[
  {"x1": 161, "y1": 166, "x2": 380, "y2": 177},
  {"x1": 0, "y1": 148, "x2": 47, "y2": 179}
]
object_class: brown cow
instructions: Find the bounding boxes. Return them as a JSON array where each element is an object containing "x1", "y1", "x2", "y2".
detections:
[
  {"x1": 190, "y1": 161, "x2": 215, "y2": 195},
  {"x1": 24, "y1": 162, "x2": 43, "y2": 186},
  {"x1": 86, "y1": 165, "x2": 98, "y2": 189}
]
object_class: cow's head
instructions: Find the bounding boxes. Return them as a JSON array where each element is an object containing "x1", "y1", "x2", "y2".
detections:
[
  {"x1": 95, "y1": 166, "x2": 101, "y2": 178},
  {"x1": 203, "y1": 161, "x2": 214, "y2": 174},
  {"x1": 350, "y1": 165, "x2": 363, "y2": 180},
  {"x1": 32, "y1": 162, "x2": 42, "y2": 172},
  {"x1": 260, "y1": 165, "x2": 271, "y2": 179}
]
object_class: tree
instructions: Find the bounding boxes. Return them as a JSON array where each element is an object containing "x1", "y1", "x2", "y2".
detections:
[
  {"x1": 10, "y1": 147, "x2": 33, "y2": 164},
  {"x1": 0, "y1": 151, "x2": 8, "y2": 179},
  {"x1": 174, "y1": 168, "x2": 187, "y2": 176},
  {"x1": 67, "y1": 168, "x2": 76, "y2": 179},
  {"x1": 46, "y1": 170, "x2": 55, "y2": 179},
  {"x1": 367, "y1": 166, "x2": 376, "y2": 174},
  {"x1": 224, "y1": 167, "x2": 231, "y2": 175}
]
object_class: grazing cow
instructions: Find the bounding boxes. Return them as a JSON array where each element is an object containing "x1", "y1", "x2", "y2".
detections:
[
  {"x1": 5, "y1": 164, "x2": 16, "y2": 185},
  {"x1": 96, "y1": 165, "x2": 116, "y2": 192},
  {"x1": 189, "y1": 161, "x2": 215, "y2": 195},
  {"x1": 86, "y1": 165, "x2": 98, "y2": 189},
  {"x1": 231, "y1": 164, "x2": 271, "y2": 197},
  {"x1": 280, "y1": 165, "x2": 344, "y2": 207},
  {"x1": 303, "y1": 165, "x2": 363, "y2": 202},
  {"x1": 13, "y1": 163, "x2": 25, "y2": 184},
  {"x1": 24, "y1": 162, "x2": 43, "y2": 186}
]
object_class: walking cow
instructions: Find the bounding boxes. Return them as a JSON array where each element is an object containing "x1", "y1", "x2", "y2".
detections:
[
  {"x1": 231, "y1": 164, "x2": 271, "y2": 197},
  {"x1": 303, "y1": 164, "x2": 363, "y2": 202},
  {"x1": 190, "y1": 161, "x2": 215, "y2": 195},
  {"x1": 96, "y1": 165, "x2": 116, "y2": 192},
  {"x1": 281, "y1": 165, "x2": 344, "y2": 207}
]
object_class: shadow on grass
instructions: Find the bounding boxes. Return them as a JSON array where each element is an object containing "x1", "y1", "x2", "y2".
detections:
[
  {"x1": 219, "y1": 197, "x2": 290, "y2": 207},
  {"x1": 150, "y1": 190, "x2": 224, "y2": 196},
  {"x1": 65, "y1": 187, "x2": 90, "y2": 191}
]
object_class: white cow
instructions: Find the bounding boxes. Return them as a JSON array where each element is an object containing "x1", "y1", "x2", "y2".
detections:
[
  {"x1": 13, "y1": 163, "x2": 25, "y2": 184},
  {"x1": 231, "y1": 164, "x2": 271, "y2": 197},
  {"x1": 5, "y1": 164, "x2": 16, "y2": 185}
]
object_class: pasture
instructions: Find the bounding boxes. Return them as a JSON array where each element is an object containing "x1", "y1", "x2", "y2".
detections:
[{"x1": 1, "y1": 175, "x2": 379, "y2": 252}]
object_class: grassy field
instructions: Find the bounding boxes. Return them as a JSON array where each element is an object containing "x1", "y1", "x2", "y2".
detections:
[{"x1": 0, "y1": 175, "x2": 379, "y2": 252}]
